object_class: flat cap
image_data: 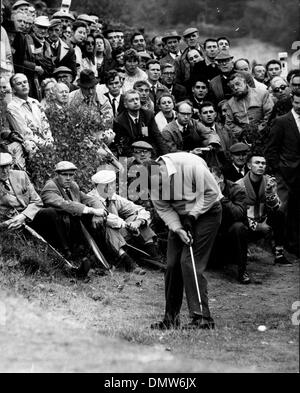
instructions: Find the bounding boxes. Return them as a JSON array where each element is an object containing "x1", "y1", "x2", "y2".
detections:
[
  {"x1": 77, "y1": 14, "x2": 95, "y2": 24},
  {"x1": 215, "y1": 49, "x2": 233, "y2": 61},
  {"x1": 92, "y1": 170, "x2": 116, "y2": 184},
  {"x1": 55, "y1": 161, "x2": 78, "y2": 172},
  {"x1": 229, "y1": 142, "x2": 250, "y2": 154},
  {"x1": 0, "y1": 153, "x2": 13, "y2": 166},
  {"x1": 132, "y1": 141, "x2": 153, "y2": 150},
  {"x1": 162, "y1": 30, "x2": 181, "y2": 42},
  {"x1": 138, "y1": 51, "x2": 152, "y2": 60},
  {"x1": 49, "y1": 19, "x2": 61, "y2": 28},
  {"x1": 12, "y1": 0, "x2": 30, "y2": 10},
  {"x1": 52, "y1": 11, "x2": 75, "y2": 21},
  {"x1": 53, "y1": 66, "x2": 73, "y2": 75},
  {"x1": 34, "y1": 16, "x2": 50, "y2": 27},
  {"x1": 182, "y1": 27, "x2": 198, "y2": 37}
]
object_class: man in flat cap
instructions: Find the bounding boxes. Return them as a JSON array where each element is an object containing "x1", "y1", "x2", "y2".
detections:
[
  {"x1": 89, "y1": 169, "x2": 159, "y2": 273},
  {"x1": 47, "y1": 19, "x2": 77, "y2": 79},
  {"x1": 160, "y1": 31, "x2": 181, "y2": 66},
  {"x1": 53, "y1": 66, "x2": 77, "y2": 92},
  {"x1": 0, "y1": 153, "x2": 75, "y2": 265},
  {"x1": 51, "y1": 10, "x2": 75, "y2": 30},
  {"x1": 223, "y1": 142, "x2": 250, "y2": 182},
  {"x1": 41, "y1": 161, "x2": 108, "y2": 266},
  {"x1": 11, "y1": 0, "x2": 30, "y2": 13},
  {"x1": 175, "y1": 27, "x2": 204, "y2": 88}
]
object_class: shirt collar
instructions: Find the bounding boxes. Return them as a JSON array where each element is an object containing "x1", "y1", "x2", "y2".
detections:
[
  {"x1": 156, "y1": 155, "x2": 177, "y2": 177},
  {"x1": 176, "y1": 119, "x2": 184, "y2": 131},
  {"x1": 128, "y1": 112, "x2": 139, "y2": 122},
  {"x1": 291, "y1": 108, "x2": 300, "y2": 124}
]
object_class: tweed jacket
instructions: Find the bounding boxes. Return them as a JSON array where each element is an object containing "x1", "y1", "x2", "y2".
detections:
[
  {"x1": 41, "y1": 178, "x2": 102, "y2": 216},
  {"x1": 0, "y1": 170, "x2": 42, "y2": 221}
]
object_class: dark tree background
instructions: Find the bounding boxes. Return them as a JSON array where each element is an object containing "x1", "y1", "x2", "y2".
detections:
[{"x1": 4, "y1": 0, "x2": 300, "y2": 49}]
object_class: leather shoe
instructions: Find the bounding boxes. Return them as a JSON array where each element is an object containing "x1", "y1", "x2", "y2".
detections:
[
  {"x1": 182, "y1": 316, "x2": 215, "y2": 330},
  {"x1": 274, "y1": 255, "x2": 292, "y2": 266}
]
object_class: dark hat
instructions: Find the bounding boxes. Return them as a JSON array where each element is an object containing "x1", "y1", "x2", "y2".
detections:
[
  {"x1": 53, "y1": 66, "x2": 73, "y2": 75},
  {"x1": 131, "y1": 141, "x2": 153, "y2": 150},
  {"x1": 162, "y1": 30, "x2": 181, "y2": 43},
  {"x1": 229, "y1": 142, "x2": 250, "y2": 154},
  {"x1": 77, "y1": 69, "x2": 98, "y2": 88},
  {"x1": 215, "y1": 49, "x2": 233, "y2": 61},
  {"x1": 182, "y1": 27, "x2": 198, "y2": 38},
  {"x1": 12, "y1": 0, "x2": 29, "y2": 10}
]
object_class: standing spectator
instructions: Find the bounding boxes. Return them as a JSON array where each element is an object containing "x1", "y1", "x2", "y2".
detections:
[
  {"x1": 225, "y1": 72, "x2": 273, "y2": 143},
  {"x1": 113, "y1": 89, "x2": 167, "y2": 157},
  {"x1": 189, "y1": 79, "x2": 212, "y2": 115},
  {"x1": 266, "y1": 89, "x2": 300, "y2": 257},
  {"x1": 160, "y1": 30, "x2": 182, "y2": 66},
  {"x1": 217, "y1": 36, "x2": 230, "y2": 51},
  {"x1": 81, "y1": 34, "x2": 97, "y2": 76},
  {"x1": 234, "y1": 58, "x2": 267, "y2": 91},
  {"x1": 209, "y1": 49, "x2": 235, "y2": 103},
  {"x1": 122, "y1": 49, "x2": 147, "y2": 92},
  {"x1": 70, "y1": 21, "x2": 88, "y2": 79},
  {"x1": 150, "y1": 36, "x2": 165, "y2": 60},
  {"x1": 175, "y1": 27, "x2": 204, "y2": 87},
  {"x1": 0, "y1": 3, "x2": 14, "y2": 84},
  {"x1": 130, "y1": 32, "x2": 147, "y2": 53},
  {"x1": 252, "y1": 64, "x2": 267, "y2": 84},
  {"x1": 133, "y1": 80, "x2": 154, "y2": 113},
  {"x1": 104, "y1": 70, "x2": 125, "y2": 117},
  {"x1": 160, "y1": 63, "x2": 187, "y2": 102},
  {"x1": 145, "y1": 60, "x2": 168, "y2": 109},
  {"x1": 265, "y1": 59, "x2": 282, "y2": 85}
]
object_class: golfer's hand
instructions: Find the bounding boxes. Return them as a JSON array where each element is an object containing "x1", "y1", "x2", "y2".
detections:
[
  {"x1": 175, "y1": 228, "x2": 192, "y2": 245},
  {"x1": 92, "y1": 215, "x2": 104, "y2": 229},
  {"x1": 7, "y1": 214, "x2": 26, "y2": 230},
  {"x1": 128, "y1": 220, "x2": 141, "y2": 231}
]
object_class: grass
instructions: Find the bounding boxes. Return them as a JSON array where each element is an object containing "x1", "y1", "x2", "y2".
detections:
[{"x1": 0, "y1": 232, "x2": 299, "y2": 372}]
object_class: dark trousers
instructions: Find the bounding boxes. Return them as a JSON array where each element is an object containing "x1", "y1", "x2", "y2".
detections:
[
  {"x1": 248, "y1": 208, "x2": 285, "y2": 246},
  {"x1": 211, "y1": 221, "x2": 248, "y2": 272},
  {"x1": 164, "y1": 202, "x2": 222, "y2": 322}
]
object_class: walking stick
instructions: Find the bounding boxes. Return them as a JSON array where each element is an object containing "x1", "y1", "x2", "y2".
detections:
[{"x1": 188, "y1": 232, "x2": 203, "y2": 315}]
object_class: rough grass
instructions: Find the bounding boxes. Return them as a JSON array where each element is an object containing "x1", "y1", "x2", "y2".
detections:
[{"x1": 0, "y1": 233, "x2": 299, "y2": 373}]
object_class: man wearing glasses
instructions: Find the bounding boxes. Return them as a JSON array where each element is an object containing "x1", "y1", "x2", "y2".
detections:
[{"x1": 160, "y1": 63, "x2": 187, "y2": 103}]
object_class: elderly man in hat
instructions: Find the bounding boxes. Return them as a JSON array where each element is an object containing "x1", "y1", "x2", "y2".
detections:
[
  {"x1": 89, "y1": 169, "x2": 159, "y2": 273},
  {"x1": 69, "y1": 69, "x2": 113, "y2": 125},
  {"x1": 53, "y1": 66, "x2": 78, "y2": 92},
  {"x1": 150, "y1": 36, "x2": 165, "y2": 61},
  {"x1": 41, "y1": 161, "x2": 108, "y2": 265},
  {"x1": 223, "y1": 142, "x2": 250, "y2": 182},
  {"x1": 11, "y1": 0, "x2": 30, "y2": 13},
  {"x1": 47, "y1": 19, "x2": 77, "y2": 79},
  {"x1": 175, "y1": 27, "x2": 204, "y2": 87},
  {"x1": 0, "y1": 153, "x2": 76, "y2": 263},
  {"x1": 160, "y1": 30, "x2": 181, "y2": 66}
]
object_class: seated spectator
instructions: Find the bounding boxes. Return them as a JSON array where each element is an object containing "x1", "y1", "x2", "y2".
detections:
[
  {"x1": 49, "y1": 82, "x2": 69, "y2": 110},
  {"x1": 41, "y1": 160, "x2": 108, "y2": 275},
  {"x1": 210, "y1": 49, "x2": 235, "y2": 103},
  {"x1": 223, "y1": 142, "x2": 250, "y2": 182},
  {"x1": 89, "y1": 169, "x2": 160, "y2": 272},
  {"x1": 6, "y1": 73, "x2": 53, "y2": 168},
  {"x1": 161, "y1": 100, "x2": 220, "y2": 154},
  {"x1": 122, "y1": 49, "x2": 147, "y2": 92},
  {"x1": 113, "y1": 89, "x2": 167, "y2": 157},
  {"x1": 189, "y1": 79, "x2": 213, "y2": 117},
  {"x1": 94, "y1": 34, "x2": 112, "y2": 83},
  {"x1": 104, "y1": 69, "x2": 125, "y2": 117},
  {"x1": 53, "y1": 66, "x2": 78, "y2": 92},
  {"x1": 236, "y1": 152, "x2": 291, "y2": 265},
  {"x1": 160, "y1": 63, "x2": 187, "y2": 102},
  {"x1": 225, "y1": 72, "x2": 273, "y2": 144},
  {"x1": 133, "y1": 80, "x2": 154, "y2": 113},
  {"x1": 40, "y1": 77, "x2": 56, "y2": 109},
  {"x1": 210, "y1": 166, "x2": 250, "y2": 284},
  {"x1": 154, "y1": 92, "x2": 176, "y2": 132}
]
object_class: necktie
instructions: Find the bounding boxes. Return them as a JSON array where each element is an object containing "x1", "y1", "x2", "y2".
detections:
[
  {"x1": 151, "y1": 85, "x2": 156, "y2": 101},
  {"x1": 112, "y1": 98, "x2": 117, "y2": 117},
  {"x1": 24, "y1": 101, "x2": 32, "y2": 112},
  {"x1": 65, "y1": 189, "x2": 73, "y2": 200}
]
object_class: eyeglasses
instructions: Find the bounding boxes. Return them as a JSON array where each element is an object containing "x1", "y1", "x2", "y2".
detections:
[
  {"x1": 216, "y1": 58, "x2": 232, "y2": 65},
  {"x1": 272, "y1": 84, "x2": 287, "y2": 93}
]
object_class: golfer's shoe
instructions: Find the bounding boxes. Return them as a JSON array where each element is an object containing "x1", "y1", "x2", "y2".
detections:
[
  {"x1": 182, "y1": 316, "x2": 215, "y2": 330},
  {"x1": 120, "y1": 253, "x2": 146, "y2": 275},
  {"x1": 238, "y1": 270, "x2": 251, "y2": 284},
  {"x1": 150, "y1": 319, "x2": 181, "y2": 330},
  {"x1": 274, "y1": 255, "x2": 292, "y2": 266},
  {"x1": 76, "y1": 257, "x2": 91, "y2": 278}
]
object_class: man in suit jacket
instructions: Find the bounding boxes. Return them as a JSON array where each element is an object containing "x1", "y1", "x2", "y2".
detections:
[
  {"x1": 161, "y1": 63, "x2": 187, "y2": 103},
  {"x1": 113, "y1": 90, "x2": 168, "y2": 157},
  {"x1": 104, "y1": 70, "x2": 125, "y2": 118},
  {"x1": 47, "y1": 19, "x2": 77, "y2": 80},
  {"x1": 0, "y1": 153, "x2": 79, "y2": 267},
  {"x1": 145, "y1": 59, "x2": 168, "y2": 111},
  {"x1": 41, "y1": 161, "x2": 108, "y2": 274},
  {"x1": 160, "y1": 30, "x2": 182, "y2": 67},
  {"x1": 266, "y1": 89, "x2": 300, "y2": 256},
  {"x1": 161, "y1": 101, "x2": 221, "y2": 154},
  {"x1": 223, "y1": 142, "x2": 250, "y2": 182}
]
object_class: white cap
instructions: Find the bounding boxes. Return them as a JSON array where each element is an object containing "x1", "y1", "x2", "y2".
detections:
[
  {"x1": 0, "y1": 153, "x2": 13, "y2": 166},
  {"x1": 34, "y1": 16, "x2": 51, "y2": 27},
  {"x1": 92, "y1": 170, "x2": 116, "y2": 184},
  {"x1": 55, "y1": 161, "x2": 77, "y2": 172}
]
